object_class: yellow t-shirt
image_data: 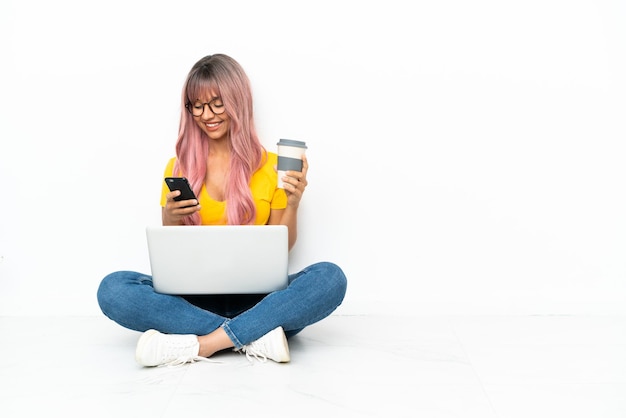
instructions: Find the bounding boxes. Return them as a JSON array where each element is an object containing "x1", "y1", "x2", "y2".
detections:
[{"x1": 160, "y1": 151, "x2": 288, "y2": 225}]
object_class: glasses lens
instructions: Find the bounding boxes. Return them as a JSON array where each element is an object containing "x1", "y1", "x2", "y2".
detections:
[
  {"x1": 191, "y1": 102, "x2": 204, "y2": 116},
  {"x1": 209, "y1": 99, "x2": 225, "y2": 115},
  {"x1": 189, "y1": 99, "x2": 225, "y2": 116}
]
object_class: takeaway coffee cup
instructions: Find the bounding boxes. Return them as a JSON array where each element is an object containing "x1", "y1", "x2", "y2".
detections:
[{"x1": 276, "y1": 139, "x2": 307, "y2": 189}]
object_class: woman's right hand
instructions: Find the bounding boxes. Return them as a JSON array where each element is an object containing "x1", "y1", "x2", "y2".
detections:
[{"x1": 162, "y1": 190, "x2": 201, "y2": 225}]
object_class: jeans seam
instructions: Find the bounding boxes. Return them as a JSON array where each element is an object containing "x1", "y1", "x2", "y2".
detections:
[{"x1": 221, "y1": 321, "x2": 243, "y2": 349}]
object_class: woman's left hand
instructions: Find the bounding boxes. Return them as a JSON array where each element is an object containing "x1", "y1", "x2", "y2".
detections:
[{"x1": 281, "y1": 155, "x2": 308, "y2": 209}]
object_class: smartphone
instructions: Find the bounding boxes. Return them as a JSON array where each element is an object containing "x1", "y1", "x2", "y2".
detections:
[{"x1": 164, "y1": 177, "x2": 197, "y2": 202}]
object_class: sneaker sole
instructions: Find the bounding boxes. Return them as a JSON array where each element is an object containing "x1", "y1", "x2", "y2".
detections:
[{"x1": 135, "y1": 329, "x2": 160, "y2": 366}]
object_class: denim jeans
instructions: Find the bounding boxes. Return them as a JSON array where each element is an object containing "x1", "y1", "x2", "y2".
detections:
[{"x1": 97, "y1": 261, "x2": 347, "y2": 349}]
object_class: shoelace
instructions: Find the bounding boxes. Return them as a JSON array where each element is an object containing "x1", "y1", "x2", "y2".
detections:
[
  {"x1": 159, "y1": 355, "x2": 219, "y2": 368},
  {"x1": 154, "y1": 339, "x2": 219, "y2": 368},
  {"x1": 240, "y1": 341, "x2": 269, "y2": 363}
]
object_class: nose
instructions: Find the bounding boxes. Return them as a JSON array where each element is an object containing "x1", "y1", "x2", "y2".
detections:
[{"x1": 201, "y1": 104, "x2": 215, "y2": 119}]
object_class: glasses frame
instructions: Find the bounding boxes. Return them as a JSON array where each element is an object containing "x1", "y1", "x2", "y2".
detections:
[{"x1": 185, "y1": 97, "x2": 226, "y2": 116}]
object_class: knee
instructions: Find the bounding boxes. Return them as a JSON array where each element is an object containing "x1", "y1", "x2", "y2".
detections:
[
  {"x1": 96, "y1": 272, "x2": 119, "y2": 314},
  {"x1": 312, "y1": 261, "x2": 347, "y2": 299},
  {"x1": 96, "y1": 271, "x2": 137, "y2": 314}
]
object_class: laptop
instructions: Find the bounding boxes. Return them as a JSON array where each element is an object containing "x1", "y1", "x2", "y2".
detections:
[{"x1": 146, "y1": 225, "x2": 289, "y2": 295}]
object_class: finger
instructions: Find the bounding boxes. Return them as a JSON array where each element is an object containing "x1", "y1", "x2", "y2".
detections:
[
  {"x1": 283, "y1": 175, "x2": 306, "y2": 196},
  {"x1": 285, "y1": 167, "x2": 307, "y2": 182},
  {"x1": 283, "y1": 180, "x2": 302, "y2": 196},
  {"x1": 299, "y1": 155, "x2": 308, "y2": 184},
  {"x1": 179, "y1": 199, "x2": 200, "y2": 208},
  {"x1": 178, "y1": 204, "x2": 201, "y2": 214},
  {"x1": 282, "y1": 172, "x2": 302, "y2": 188},
  {"x1": 301, "y1": 155, "x2": 309, "y2": 175},
  {"x1": 166, "y1": 190, "x2": 181, "y2": 203},
  {"x1": 283, "y1": 155, "x2": 307, "y2": 180},
  {"x1": 170, "y1": 198, "x2": 200, "y2": 209}
]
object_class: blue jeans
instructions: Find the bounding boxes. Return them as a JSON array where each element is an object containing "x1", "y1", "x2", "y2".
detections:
[{"x1": 97, "y1": 261, "x2": 347, "y2": 349}]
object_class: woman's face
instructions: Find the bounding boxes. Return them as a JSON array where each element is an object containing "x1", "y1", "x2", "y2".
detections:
[{"x1": 190, "y1": 90, "x2": 230, "y2": 142}]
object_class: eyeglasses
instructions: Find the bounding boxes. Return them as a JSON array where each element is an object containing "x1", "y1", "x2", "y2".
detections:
[{"x1": 185, "y1": 97, "x2": 226, "y2": 116}]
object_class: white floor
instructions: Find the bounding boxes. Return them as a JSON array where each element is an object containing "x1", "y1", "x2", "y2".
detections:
[{"x1": 0, "y1": 314, "x2": 625, "y2": 417}]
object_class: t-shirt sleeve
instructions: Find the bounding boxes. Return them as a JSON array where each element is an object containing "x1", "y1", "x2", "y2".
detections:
[
  {"x1": 265, "y1": 152, "x2": 287, "y2": 210},
  {"x1": 270, "y1": 187, "x2": 288, "y2": 210},
  {"x1": 160, "y1": 157, "x2": 176, "y2": 207}
]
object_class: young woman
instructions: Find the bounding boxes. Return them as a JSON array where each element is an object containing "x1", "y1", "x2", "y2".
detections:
[{"x1": 97, "y1": 54, "x2": 347, "y2": 367}]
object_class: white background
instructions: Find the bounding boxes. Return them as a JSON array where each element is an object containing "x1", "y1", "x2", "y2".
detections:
[{"x1": 1, "y1": 0, "x2": 624, "y2": 316}]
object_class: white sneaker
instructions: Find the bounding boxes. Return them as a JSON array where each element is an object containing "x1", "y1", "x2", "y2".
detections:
[
  {"x1": 240, "y1": 327, "x2": 290, "y2": 363},
  {"x1": 135, "y1": 329, "x2": 208, "y2": 367}
]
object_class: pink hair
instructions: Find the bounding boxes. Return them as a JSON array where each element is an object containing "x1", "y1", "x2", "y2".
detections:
[{"x1": 173, "y1": 54, "x2": 265, "y2": 225}]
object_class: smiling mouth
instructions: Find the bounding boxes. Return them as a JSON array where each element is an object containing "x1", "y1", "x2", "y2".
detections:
[{"x1": 206, "y1": 121, "x2": 221, "y2": 128}]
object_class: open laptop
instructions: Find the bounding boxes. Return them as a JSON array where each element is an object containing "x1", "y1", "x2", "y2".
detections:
[{"x1": 146, "y1": 225, "x2": 289, "y2": 295}]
